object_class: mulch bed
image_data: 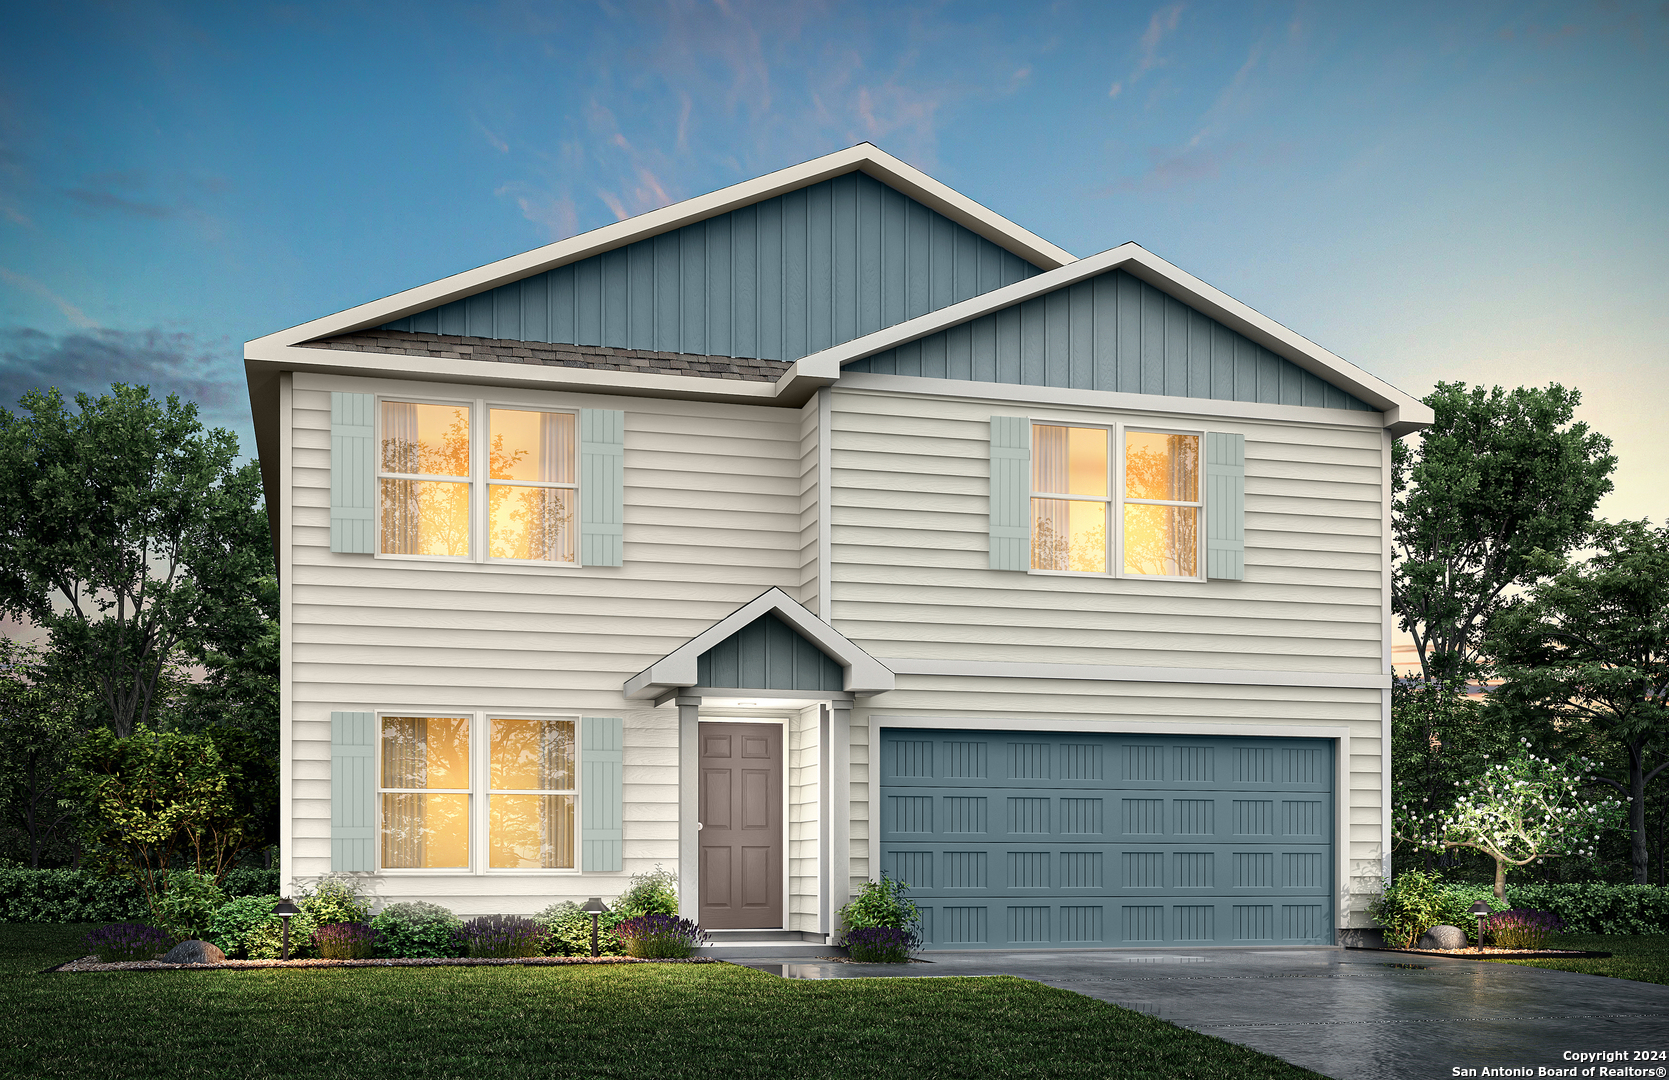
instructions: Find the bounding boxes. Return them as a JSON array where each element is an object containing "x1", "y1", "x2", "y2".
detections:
[
  {"x1": 48, "y1": 954, "x2": 720, "y2": 974},
  {"x1": 1345, "y1": 946, "x2": 1612, "y2": 960}
]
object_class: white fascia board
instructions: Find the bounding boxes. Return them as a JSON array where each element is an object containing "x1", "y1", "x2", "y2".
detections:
[
  {"x1": 623, "y1": 587, "x2": 895, "y2": 699},
  {"x1": 246, "y1": 342, "x2": 780, "y2": 406},
  {"x1": 246, "y1": 144, "x2": 1073, "y2": 353},
  {"x1": 784, "y1": 242, "x2": 1433, "y2": 435}
]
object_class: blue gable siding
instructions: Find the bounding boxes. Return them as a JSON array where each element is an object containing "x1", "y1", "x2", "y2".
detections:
[
  {"x1": 696, "y1": 612, "x2": 845, "y2": 692},
  {"x1": 846, "y1": 269, "x2": 1373, "y2": 411},
  {"x1": 383, "y1": 172, "x2": 1043, "y2": 363}
]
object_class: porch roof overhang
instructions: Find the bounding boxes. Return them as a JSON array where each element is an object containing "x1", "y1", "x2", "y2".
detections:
[{"x1": 623, "y1": 588, "x2": 894, "y2": 700}]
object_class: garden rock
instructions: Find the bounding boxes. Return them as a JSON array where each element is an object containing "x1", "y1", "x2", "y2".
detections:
[
  {"x1": 161, "y1": 939, "x2": 226, "y2": 964},
  {"x1": 1415, "y1": 925, "x2": 1468, "y2": 950}
]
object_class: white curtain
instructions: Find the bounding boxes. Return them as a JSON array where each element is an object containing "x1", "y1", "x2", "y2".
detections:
[
  {"x1": 530, "y1": 412, "x2": 575, "y2": 562},
  {"x1": 381, "y1": 716, "x2": 428, "y2": 868},
  {"x1": 381, "y1": 402, "x2": 421, "y2": 555}
]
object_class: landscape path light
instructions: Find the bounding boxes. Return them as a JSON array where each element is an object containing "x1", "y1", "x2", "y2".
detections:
[
  {"x1": 581, "y1": 897, "x2": 610, "y2": 957},
  {"x1": 1469, "y1": 900, "x2": 1491, "y2": 952},
  {"x1": 273, "y1": 898, "x2": 300, "y2": 961}
]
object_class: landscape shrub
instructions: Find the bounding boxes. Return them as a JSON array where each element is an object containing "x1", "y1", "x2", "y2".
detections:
[
  {"x1": 1370, "y1": 878, "x2": 1668, "y2": 945},
  {"x1": 1369, "y1": 870, "x2": 1457, "y2": 949},
  {"x1": 152, "y1": 870, "x2": 225, "y2": 941},
  {"x1": 616, "y1": 914, "x2": 705, "y2": 959},
  {"x1": 1488, "y1": 909, "x2": 1565, "y2": 950},
  {"x1": 314, "y1": 922, "x2": 380, "y2": 959},
  {"x1": 369, "y1": 901, "x2": 464, "y2": 959},
  {"x1": 838, "y1": 873, "x2": 921, "y2": 947},
  {"x1": 845, "y1": 926, "x2": 917, "y2": 963},
  {"x1": 83, "y1": 922, "x2": 172, "y2": 962},
  {"x1": 534, "y1": 868, "x2": 681, "y2": 956},
  {"x1": 0, "y1": 866, "x2": 278, "y2": 923},
  {"x1": 459, "y1": 915, "x2": 546, "y2": 958},
  {"x1": 612, "y1": 866, "x2": 679, "y2": 918},
  {"x1": 299, "y1": 875, "x2": 371, "y2": 928}
]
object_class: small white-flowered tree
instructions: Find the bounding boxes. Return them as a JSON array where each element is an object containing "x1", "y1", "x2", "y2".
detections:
[{"x1": 1393, "y1": 739, "x2": 1625, "y2": 900}]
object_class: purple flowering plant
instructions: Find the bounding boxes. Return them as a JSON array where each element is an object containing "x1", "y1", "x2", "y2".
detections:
[
  {"x1": 616, "y1": 914, "x2": 707, "y2": 959},
  {"x1": 1487, "y1": 908, "x2": 1565, "y2": 950},
  {"x1": 459, "y1": 915, "x2": 548, "y2": 958},
  {"x1": 85, "y1": 922, "x2": 173, "y2": 963},
  {"x1": 845, "y1": 926, "x2": 919, "y2": 963},
  {"x1": 314, "y1": 922, "x2": 381, "y2": 960}
]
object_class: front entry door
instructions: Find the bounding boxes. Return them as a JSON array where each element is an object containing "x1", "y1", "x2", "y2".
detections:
[{"x1": 699, "y1": 722, "x2": 784, "y2": 929}]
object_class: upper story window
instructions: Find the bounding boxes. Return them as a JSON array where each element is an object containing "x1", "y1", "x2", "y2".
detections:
[
  {"x1": 1031, "y1": 424, "x2": 1201, "y2": 579},
  {"x1": 377, "y1": 401, "x2": 577, "y2": 564},
  {"x1": 488, "y1": 409, "x2": 576, "y2": 564},
  {"x1": 381, "y1": 402, "x2": 472, "y2": 557}
]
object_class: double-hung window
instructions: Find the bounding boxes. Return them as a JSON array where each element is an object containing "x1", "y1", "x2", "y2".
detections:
[
  {"x1": 1030, "y1": 423, "x2": 1202, "y2": 578},
  {"x1": 378, "y1": 712, "x2": 578, "y2": 871},
  {"x1": 377, "y1": 400, "x2": 578, "y2": 564}
]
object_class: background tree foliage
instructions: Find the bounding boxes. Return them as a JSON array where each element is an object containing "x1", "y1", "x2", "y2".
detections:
[
  {"x1": 1486, "y1": 519, "x2": 1669, "y2": 885},
  {"x1": 0, "y1": 384, "x2": 272, "y2": 738},
  {"x1": 1392, "y1": 382, "x2": 1614, "y2": 683},
  {"x1": 0, "y1": 640, "x2": 93, "y2": 868}
]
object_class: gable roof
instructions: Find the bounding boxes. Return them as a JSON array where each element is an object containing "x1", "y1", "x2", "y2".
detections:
[
  {"x1": 246, "y1": 144, "x2": 1074, "y2": 355},
  {"x1": 623, "y1": 588, "x2": 894, "y2": 700},
  {"x1": 778, "y1": 243, "x2": 1434, "y2": 436}
]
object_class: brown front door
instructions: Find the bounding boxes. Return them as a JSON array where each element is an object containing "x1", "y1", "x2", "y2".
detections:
[{"x1": 699, "y1": 722, "x2": 783, "y2": 929}]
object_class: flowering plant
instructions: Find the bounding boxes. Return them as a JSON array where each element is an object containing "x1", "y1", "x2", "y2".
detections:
[
  {"x1": 1487, "y1": 909, "x2": 1565, "y2": 950},
  {"x1": 84, "y1": 922, "x2": 173, "y2": 962},
  {"x1": 845, "y1": 925, "x2": 918, "y2": 963},
  {"x1": 458, "y1": 915, "x2": 547, "y2": 958},
  {"x1": 1393, "y1": 740, "x2": 1625, "y2": 900},
  {"x1": 314, "y1": 921, "x2": 380, "y2": 960},
  {"x1": 615, "y1": 914, "x2": 706, "y2": 959}
]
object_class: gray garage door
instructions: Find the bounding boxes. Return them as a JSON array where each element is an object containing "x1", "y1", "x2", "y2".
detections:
[{"x1": 878, "y1": 729, "x2": 1334, "y2": 949}]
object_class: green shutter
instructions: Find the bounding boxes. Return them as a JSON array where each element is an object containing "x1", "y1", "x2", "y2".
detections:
[
  {"x1": 1205, "y1": 432, "x2": 1246, "y2": 580},
  {"x1": 331, "y1": 711, "x2": 376, "y2": 871},
  {"x1": 581, "y1": 716, "x2": 624, "y2": 871},
  {"x1": 580, "y1": 409, "x2": 625, "y2": 567},
  {"x1": 989, "y1": 416, "x2": 1031, "y2": 571},
  {"x1": 330, "y1": 392, "x2": 376, "y2": 554}
]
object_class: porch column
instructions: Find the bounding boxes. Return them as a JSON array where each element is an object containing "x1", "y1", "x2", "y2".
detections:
[
  {"x1": 677, "y1": 693, "x2": 701, "y2": 922},
  {"x1": 828, "y1": 701, "x2": 851, "y2": 929}
]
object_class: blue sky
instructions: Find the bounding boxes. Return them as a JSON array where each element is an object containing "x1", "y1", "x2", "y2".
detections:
[{"x1": 1, "y1": 0, "x2": 1664, "y2": 521}]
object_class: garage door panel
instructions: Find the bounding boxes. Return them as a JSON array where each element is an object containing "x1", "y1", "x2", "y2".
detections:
[{"x1": 880, "y1": 729, "x2": 1334, "y2": 949}]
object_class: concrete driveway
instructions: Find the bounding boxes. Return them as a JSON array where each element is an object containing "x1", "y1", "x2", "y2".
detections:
[{"x1": 736, "y1": 948, "x2": 1669, "y2": 1080}]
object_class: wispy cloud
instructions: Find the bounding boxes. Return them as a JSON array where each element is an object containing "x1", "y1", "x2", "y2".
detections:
[
  {"x1": 1110, "y1": 2, "x2": 1184, "y2": 98},
  {"x1": 472, "y1": 115, "x2": 511, "y2": 154},
  {"x1": 0, "y1": 326, "x2": 246, "y2": 430},
  {"x1": 0, "y1": 267, "x2": 95, "y2": 328}
]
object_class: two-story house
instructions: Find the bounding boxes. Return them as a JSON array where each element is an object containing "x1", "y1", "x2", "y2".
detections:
[{"x1": 245, "y1": 143, "x2": 1430, "y2": 951}]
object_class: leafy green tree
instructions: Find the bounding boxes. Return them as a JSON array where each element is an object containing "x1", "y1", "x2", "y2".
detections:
[
  {"x1": 1486, "y1": 519, "x2": 1669, "y2": 884},
  {"x1": 0, "y1": 385, "x2": 271, "y2": 737},
  {"x1": 69, "y1": 726, "x2": 260, "y2": 920},
  {"x1": 1394, "y1": 743, "x2": 1624, "y2": 899},
  {"x1": 1390, "y1": 680, "x2": 1517, "y2": 875},
  {"x1": 1393, "y1": 383, "x2": 1614, "y2": 683},
  {"x1": 0, "y1": 639, "x2": 92, "y2": 867}
]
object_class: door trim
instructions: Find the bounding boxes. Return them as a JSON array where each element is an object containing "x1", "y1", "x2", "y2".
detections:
[{"x1": 698, "y1": 717, "x2": 789, "y2": 930}]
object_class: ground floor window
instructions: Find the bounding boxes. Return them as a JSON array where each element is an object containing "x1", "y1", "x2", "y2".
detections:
[{"x1": 377, "y1": 712, "x2": 577, "y2": 871}]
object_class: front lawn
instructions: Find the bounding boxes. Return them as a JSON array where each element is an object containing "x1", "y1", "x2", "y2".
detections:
[
  {"x1": 1, "y1": 923, "x2": 1319, "y2": 1079},
  {"x1": 1472, "y1": 933, "x2": 1669, "y2": 986}
]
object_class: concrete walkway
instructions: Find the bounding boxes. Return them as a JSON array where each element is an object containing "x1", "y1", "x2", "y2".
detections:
[{"x1": 734, "y1": 948, "x2": 1669, "y2": 1080}]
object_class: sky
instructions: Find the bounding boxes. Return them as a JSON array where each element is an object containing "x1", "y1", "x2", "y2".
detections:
[{"x1": 1, "y1": 0, "x2": 1665, "y2": 524}]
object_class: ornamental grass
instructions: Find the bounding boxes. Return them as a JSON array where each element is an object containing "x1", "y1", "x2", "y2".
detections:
[
  {"x1": 459, "y1": 915, "x2": 547, "y2": 959},
  {"x1": 83, "y1": 922, "x2": 173, "y2": 963},
  {"x1": 1488, "y1": 908, "x2": 1566, "y2": 950},
  {"x1": 314, "y1": 922, "x2": 381, "y2": 960},
  {"x1": 616, "y1": 914, "x2": 706, "y2": 959}
]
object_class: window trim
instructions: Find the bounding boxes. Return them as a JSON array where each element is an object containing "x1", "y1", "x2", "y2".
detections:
[
  {"x1": 374, "y1": 708, "x2": 584, "y2": 876},
  {"x1": 1025, "y1": 418, "x2": 1207, "y2": 582},
  {"x1": 372, "y1": 395, "x2": 583, "y2": 569}
]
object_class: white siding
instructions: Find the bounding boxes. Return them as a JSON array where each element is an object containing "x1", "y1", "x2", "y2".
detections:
[
  {"x1": 797, "y1": 396, "x2": 821, "y2": 615},
  {"x1": 287, "y1": 372, "x2": 804, "y2": 912},
  {"x1": 788, "y1": 703, "x2": 821, "y2": 933}
]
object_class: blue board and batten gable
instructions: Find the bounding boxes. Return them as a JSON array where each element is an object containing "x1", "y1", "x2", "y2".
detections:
[
  {"x1": 846, "y1": 268, "x2": 1373, "y2": 411},
  {"x1": 696, "y1": 612, "x2": 845, "y2": 692},
  {"x1": 382, "y1": 171, "x2": 1043, "y2": 364}
]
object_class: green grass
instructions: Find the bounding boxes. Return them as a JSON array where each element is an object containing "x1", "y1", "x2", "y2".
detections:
[
  {"x1": 1474, "y1": 933, "x2": 1669, "y2": 986},
  {"x1": 1, "y1": 923, "x2": 1320, "y2": 1080}
]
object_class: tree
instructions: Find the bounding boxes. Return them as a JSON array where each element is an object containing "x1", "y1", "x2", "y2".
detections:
[
  {"x1": 1393, "y1": 743, "x2": 1624, "y2": 899},
  {"x1": 1393, "y1": 382, "x2": 1614, "y2": 683},
  {"x1": 1390, "y1": 679, "x2": 1518, "y2": 874},
  {"x1": 0, "y1": 639, "x2": 92, "y2": 867},
  {"x1": 1486, "y1": 519, "x2": 1669, "y2": 884},
  {"x1": 0, "y1": 385, "x2": 271, "y2": 737},
  {"x1": 69, "y1": 726, "x2": 260, "y2": 918}
]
